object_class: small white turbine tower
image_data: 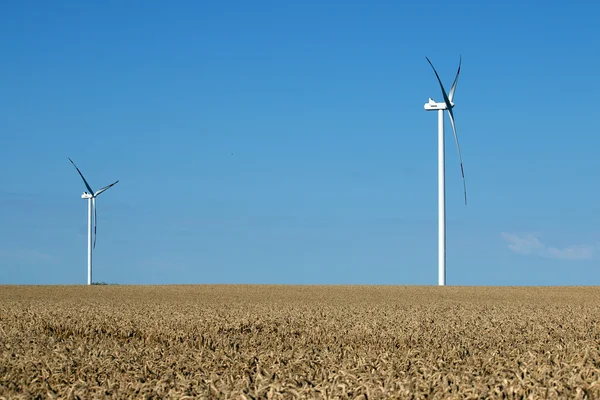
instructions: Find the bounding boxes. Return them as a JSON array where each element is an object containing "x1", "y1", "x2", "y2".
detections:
[
  {"x1": 423, "y1": 56, "x2": 467, "y2": 286},
  {"x1": 69, "y1": 158, "x2": 119, "y2": 285}
]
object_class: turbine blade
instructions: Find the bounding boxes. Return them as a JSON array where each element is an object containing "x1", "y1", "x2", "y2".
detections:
[
  {"x1": 93, "y1": 197, "x2": 97, "y2": 249},
  {"x1": 426, "y1": 57, "x2": 453, "y2": 111},
  {"x1": 448, "y1": 55, "x2": 461, "y2": 102},
  {"x1": 427, "y1": 57, "x2": 467, "y2": 204},
  {"x1": 68, "y1": 158, "x2": 94, "y2": 194},
  {"x1": 94, "y1": 180, "x2": 119, "y2": 196},
  {"x1": 447, "y1": 108, "x2": 467, "y2": 205}
]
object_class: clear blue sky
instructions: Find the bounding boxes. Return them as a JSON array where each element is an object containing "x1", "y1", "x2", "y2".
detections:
[{"x1": 1, "y1": 1, "x2": 599, "y2": 285}]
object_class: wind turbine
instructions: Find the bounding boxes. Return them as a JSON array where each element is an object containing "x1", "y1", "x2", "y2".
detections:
[
  {"x1": 68, "y1": 158, "x2": 119, "y2": 285},
  {"x1": 423, "y1": 56, "x2": 467, "y2": 286}
]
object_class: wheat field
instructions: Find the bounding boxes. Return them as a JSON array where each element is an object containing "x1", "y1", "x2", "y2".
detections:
[{"x1": 1, "y1": 285, "x2": 599, "y2": 399}]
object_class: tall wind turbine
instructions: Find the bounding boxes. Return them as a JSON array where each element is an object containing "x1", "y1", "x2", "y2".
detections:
[
  {"x1": 69, "y1": 158, "x2": 119, "y2": 285},
  {"x1": 423, "y1": 56, "x2": 467, "y2": 286}
]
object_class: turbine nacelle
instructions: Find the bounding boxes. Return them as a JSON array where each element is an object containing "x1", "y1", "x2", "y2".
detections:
[
  {"x1": 424, "y1": 98, "x2": 455, "y2": 111},
  {"x1": 81, "y1": 192, "x2": 93, "y2": 199}
]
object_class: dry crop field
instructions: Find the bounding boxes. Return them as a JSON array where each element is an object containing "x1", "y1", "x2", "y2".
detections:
[{"x1": 1, "y1": 285, "x2": 600, "y2": 399}]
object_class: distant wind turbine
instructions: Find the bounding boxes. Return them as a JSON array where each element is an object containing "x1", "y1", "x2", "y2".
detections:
[
  {"x1": 423, "y1": 56, "x2": 467, "y2": 286},
  {"x1": 69, "y1": 158, "x2": 119, "y2": 285}
]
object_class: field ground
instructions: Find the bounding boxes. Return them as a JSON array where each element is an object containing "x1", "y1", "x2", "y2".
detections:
[{"x1": 1, "y1": 285, "x2": 600, "y2": 399}]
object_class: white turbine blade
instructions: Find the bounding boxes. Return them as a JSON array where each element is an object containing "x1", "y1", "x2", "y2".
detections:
[
  {"x1": 448, "y1": 55, "x2": 461, "y2": 102},
  {"x1": 68, "y1": 158, "x2": 94, "y2": 194},
  {"x1": 94, "y1": 180, "x2": 119, "y2": 196},
  {"x1": 426, "y1": 57, "x2": 453, "y2": 110},
  {"x1": 93, "y1": 197, "x2": 97, "y2": 249},
  {"x1": 427, "y1": 57, "x2": 467, "y2": 205},
  {"x1": 447, "y1": 108, "x2": 467, "y2": 205}
]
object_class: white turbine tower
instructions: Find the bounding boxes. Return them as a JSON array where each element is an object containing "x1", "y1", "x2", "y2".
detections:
[
  {"x1": 69, "y1": 158, "x2": 119, "y2": 285},
  {"x1": 423, "y1": 56, "x2": 467, "y2": 286}
]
